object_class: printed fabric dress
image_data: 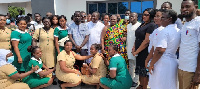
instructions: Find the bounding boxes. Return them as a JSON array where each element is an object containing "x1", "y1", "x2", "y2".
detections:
[
  {"x1": 0, "y1": 27, "x2": 12, "y2": 50},
  {"x1": 54, "y1": 26, "x2": 68, "y2": 52},
  {"x1": 104, "y1": 23, "x2": 128, "y2": 63},
  {"x1": 100, "y1": 54, "x2": 132, "y2": 89},
  {"x1": 0, "y1": 64, "x2": 30, "y2": 89},
  {"x1": 11, "y1": 29, "x2": 32, "y2": 71},
  {"x1": 22, "y1": 57, "x2": 50, "y2": 88},
  {"x1": 33, "y1": 28, "x2": 55, "y2": 68}
]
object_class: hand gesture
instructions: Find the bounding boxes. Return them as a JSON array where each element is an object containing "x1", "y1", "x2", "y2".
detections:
[
  {"x1": 31, "y1": 65, "x2": 39, "y2": 72},
  {"x1": 101, "y1": 49, "x2": 106, "y2": 54},
  {"x1": 18, "y1": 57, "x2": 23, "y2": 63},
  {"x1": 75, "y1": 70, "x2": 82, "y2": 76},
  {"x1": 192, "y1": 73, "x2": 200, "y2": 86},
  {"x1": 120, "y1": 37, "x2": 126, "y2": 42},
  {"x1": 148, "y1": 65, "x2": 154, "y2": 75},
  {"x1": 132, "y1": 52, "x2": 138, "y2": 56},
  {"x1": 75, "y1": 46, "x2": 82, "y2": 53}
]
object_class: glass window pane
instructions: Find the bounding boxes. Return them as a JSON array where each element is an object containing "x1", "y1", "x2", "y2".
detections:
[
  {"x1": 131, "y1": 2, "x2": 142, "y2": 13},
  {"x1": 98, "y1": 3, "x2": 106, "y2": 14},
  {"x1": 89, "y1": 4, "x2": 97, "y2": 14},
  {"x1": 142, "y1": 1, "x2": 154, "y2": 12},
  {"x1": 138, "y1": 14, "x2": 143, "y2": 22},
  {"x1": 108, "y1": 3, "x2": 117, "y2": 14},
  {"x1": 118, "y1": 2, "x2": 128, "y2": 14}
]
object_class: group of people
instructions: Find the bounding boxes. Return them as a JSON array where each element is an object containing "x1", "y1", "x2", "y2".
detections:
[{"x1": 0, "y1": 0, "x2": 200, "y2": 89}]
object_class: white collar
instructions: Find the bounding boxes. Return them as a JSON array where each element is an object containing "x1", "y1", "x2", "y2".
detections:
[
  {"x1": 57, "y1": 26, "x2": 68, "y2": 30},
  {"x1": 31, "y1": 57, "x2": 42, "y2": 64},
  {"x1": 113, "y1": 54, "x2": 120, "y2": 57},
  {"x1": 166, "y1": 24, "x2": 177, "y2": 28},
  {"x1": 16, "y1": 29, "x2": 27, "y2": 34}
]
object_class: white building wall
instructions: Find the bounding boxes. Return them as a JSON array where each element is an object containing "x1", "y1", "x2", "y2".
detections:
[
  {"x1": 24, "y1": 2, "x2": 32, "y2": 14},
  {"x1": 0, "y1": 3, "x2": 9, "y2": 14},
  {"x1": 55, "y1": 0, "x2": 107, "y2": 21}
]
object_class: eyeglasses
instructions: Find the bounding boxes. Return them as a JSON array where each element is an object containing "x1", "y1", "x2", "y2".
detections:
[
  {"x1": 143, "y1": 14, "x2": 150, "y2": 16},
  {"x1": 81, "y1": 15, "x2": 87, "y2": 17}
]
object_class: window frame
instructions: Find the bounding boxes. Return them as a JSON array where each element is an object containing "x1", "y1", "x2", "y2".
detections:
[{"x1": 86, "y1": 0, "x2": 157, "y2": 15}]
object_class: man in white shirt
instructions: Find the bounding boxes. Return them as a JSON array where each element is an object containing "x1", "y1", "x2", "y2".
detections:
[
  {"x1": 29, "y1": 13, "x2": 44, "y2": 30},
  {"x1": 68, "y1": 11, "x2": 89, "y2": 70},
  {"x1": 127, "y1": 12, "x2": 141, "y2": 87},
  {"x1": 87, "y1": 11, "x2": 105, "y2": 63},
  {"x1": 178, "y1": 0, "x2": 200, "y2": 89}
]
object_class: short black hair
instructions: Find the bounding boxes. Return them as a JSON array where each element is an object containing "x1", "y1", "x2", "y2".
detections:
[
  {"x1": 126, "y1": 9, "x2": 131, "y2": 13},
  {"x1": 58, "y1": 15, "x2": 67, "y2": 21},
  {"x1": 109, "y1": 44, "x2": 119, "y2": 52},
  {"x1": 27, "y1": 46, "x2": 40, "y2": 55},
  {"x1": 42, "y1": 17, "x2": 51, "y2": 22},
  {"x1": 183, "y1": 0, "x2": 198, "y2": 5},
  {"x1": 34, "y1": 13, "x2": 41, "y2": 16},
  {"x1": 162, "y1": 1, "x2": 172, "y2": 8},
  {"x1": 93, "y1": 11, "x2": 100, "y2": 18},
  {"x1": 92, "y1": 43, "x2": 102, "y2": 50},
  {"x1": 74, "y1": 11, "x2": 81, "y2": 16},
  {"x1": 80, "y1": 11, "x2": 86, "y2": 14},
  {"x1": 16, "y1": 17, "x2": 27, "y2": 25},
  {"x1": 64, "y1": 40, "x2": 72, "y2": 45},
  {"x1": 163, "y1": 9, "x2": 177, "y2": 24}
]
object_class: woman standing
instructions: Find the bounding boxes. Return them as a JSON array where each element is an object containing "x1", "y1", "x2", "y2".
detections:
[
  {"x1": 54, "y1": 15, "x2": 69, "y2": 54},
  {"x1": 56, "y1": 40, "x2": 94, "y2": 89},
  {"x1": 148, "y1": 9, "x2": 180, "y2": 89},
  {"x1": 100, "y1": 44, "x2": 132, "y2": 89},
  {"x1": 32, "y1": 17, "x2": 55, "y2": 68},
  {"x1": 103, "y1": 14, "x2": 110, "y2": 26},
  {"x1": 132, "y1": 8, "x2": 156, "y2": 89},
  {"x1": 101, "y1": 15, "x2": 127, "y2": 62},
  {"x1": 145, "y1": 9, "x2": 164, "y2": 70},
  {"x1": 11, "y1": 17, "x2": 32, "y2": 72},
  {"x1": 51, "y1": 15, "x2": 59, "y2": 29},
  {"x1": 0, "y1": 14, "x2": 12, "y2": 50},
  {"x1": 82, "y1": 44, "x2": 107, "y2": 89}
]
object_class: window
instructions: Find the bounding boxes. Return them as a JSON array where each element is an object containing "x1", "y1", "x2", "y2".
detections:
[{"x1": 87, "y1": 0, "x2": 156, "y2": 20}]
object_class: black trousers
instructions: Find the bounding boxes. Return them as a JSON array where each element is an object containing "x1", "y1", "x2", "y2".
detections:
[{"x1": 72, "y1": 49, "x2": 88, "y2": 71}]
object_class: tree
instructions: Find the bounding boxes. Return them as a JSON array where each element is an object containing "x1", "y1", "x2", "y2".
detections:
[{"x1": 8, "y1": 6, "x2": 25, "y2": 18}]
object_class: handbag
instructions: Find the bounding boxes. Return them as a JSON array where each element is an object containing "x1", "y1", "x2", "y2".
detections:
[
  {"x1": 58, "y1": 35, "x2": 69, "y2": 47},
  {"x1": 81, "y1": 67, "x2": 91, "y2": 75}
]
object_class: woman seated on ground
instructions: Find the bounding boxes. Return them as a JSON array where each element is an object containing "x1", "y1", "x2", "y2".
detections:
[
  {"x1": 99, "y1": 44, "x2": 133, "y2": 89},
  {"x1": 22, "y1": 46, "x2": 55, "y2": 89},
  {"x1": 82, "y1": 43, "x2": 107, "y2": 89},
  {"x1": 55, "y1": 40, "x2": 94, "y2": 89},
  {"x1": 0, "y1": 49, "x2": 38, "y2": 89}
]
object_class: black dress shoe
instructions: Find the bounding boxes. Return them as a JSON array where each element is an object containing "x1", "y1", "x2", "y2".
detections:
[{"x1": 132, "y1": 82, "x2": 138, "y2": 87}]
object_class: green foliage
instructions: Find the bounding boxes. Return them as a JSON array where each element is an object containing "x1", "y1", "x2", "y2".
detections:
[{"x1": 8, "y1": 6, "x2": 25, "y2": 18}]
